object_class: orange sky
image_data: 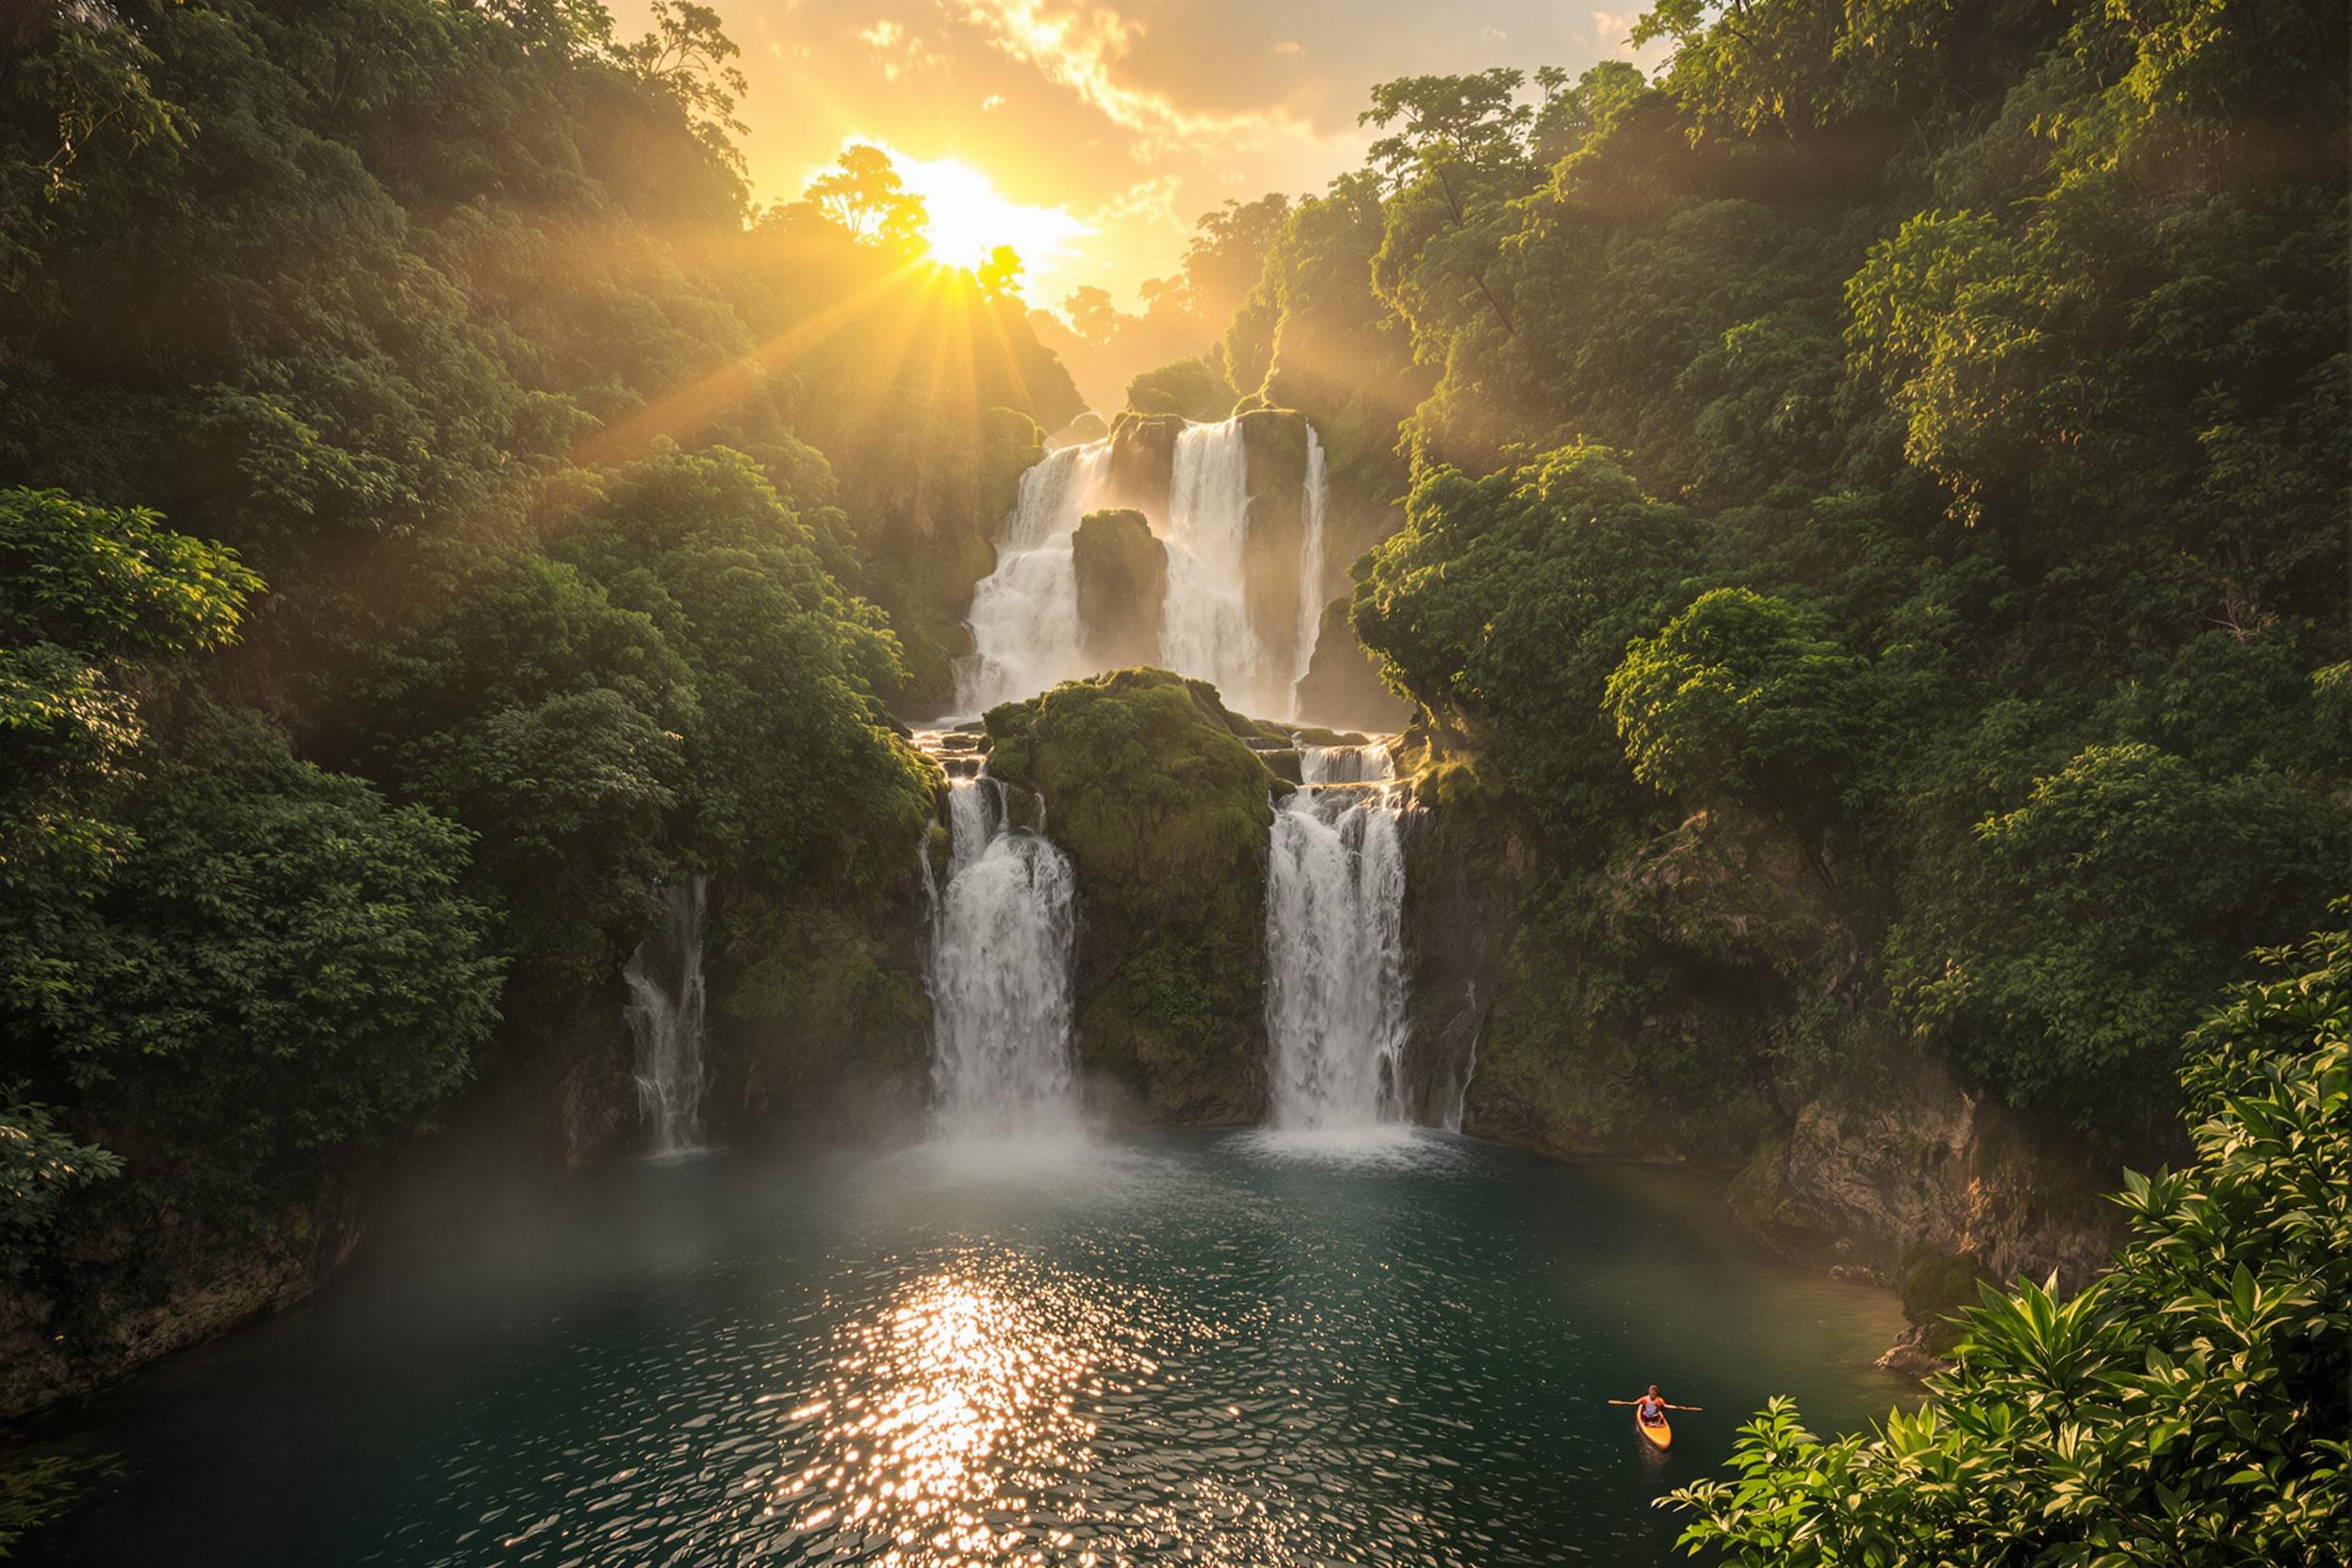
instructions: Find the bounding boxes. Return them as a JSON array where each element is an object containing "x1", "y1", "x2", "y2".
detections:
[{"x1": 610, "y1": 1, "x2": 1664, "y2": 312}]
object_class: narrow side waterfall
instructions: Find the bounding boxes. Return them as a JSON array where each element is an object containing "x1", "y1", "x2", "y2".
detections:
[
  {"x1": 625, "y1": 874, "x2": 710, "y2": 1156},
  {"x1": 1264, "y1": 769, "x2": 1410, "y2": 1129},
  {"x1": 1293, "y1": 430, "x2": 1329, "y2": 711},
  {"x1": 925, "y1": 777, "x2": 1082, "y2": 1135},
  {"x1": 954, "y1": 415, "x2": 1330, "y2": 720}
]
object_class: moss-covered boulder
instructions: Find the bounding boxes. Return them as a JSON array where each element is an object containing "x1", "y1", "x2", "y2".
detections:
[
  {"x1": 985, "y1": 669, "x2": 1275, "y2": 1120},
  {"x1": 1105, "y1": 410, "x2": 1184, "y2": 518},
  {"x1": 1070, "y1": 509, "x2": 1168, "y2": 670}
]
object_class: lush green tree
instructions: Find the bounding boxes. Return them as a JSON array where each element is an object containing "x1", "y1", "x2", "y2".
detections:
[
  {"x1": 18, "y1": 707, "x2": 499, "y2": 1185},
  {"x1": 1125, "y1": 354, "x2": 1236, "y2": 422},
  {"x1": 1608, "y1": 587, "x2": 1872, "y2": 844},
  {"x1": 1884, "y1": 743, "x2": 2339, "y2": 1134},
  {"x1": 1355, "y1": 446, "x2": 1699, "y2": 846},
  {"x1": 795, "y1": 143, "x2": 928, "y2": 253},
  {"x1": 1668, "y1": 920, "x2": 2351, "y2": 1565}
]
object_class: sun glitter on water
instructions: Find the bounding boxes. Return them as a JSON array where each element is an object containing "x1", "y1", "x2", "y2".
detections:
[{"x1": 778, "y1": 1265, "x2": 1130, "y2": 1565}]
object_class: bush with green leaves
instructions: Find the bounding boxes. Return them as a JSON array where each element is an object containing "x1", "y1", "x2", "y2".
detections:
[{"x1": 1667, "y1": 920, "x2": 2350, "y2": 1564}]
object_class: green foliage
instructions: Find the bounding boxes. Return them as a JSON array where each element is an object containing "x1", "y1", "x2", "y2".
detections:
[
  {"x1": 13, "y1": 706, "x2": 499, "y2": 1185},
  {"x1": 1124, "y1": 355, "x2": 1235, "y2": 422},
  {"x1": 1608, "y1": 587, "x2": 1871, "y2": 839},
  {"x1": 1668, "y1": 921, "x2": 2351, "y2": 1564},
  {"x1": 0, "y1": 488, "x2": 260, "y2": 886},
  {"x1": 1355, "y1": 447, "x2": 1698, "y2": 846},
  {"x1": 1885, "y1": 743, "x2": 2339, "y2": 1133},
  {"x1": 986, "y1": 669, "x2": 1271, "y2": 909},
  {"x1": 0, "y1": 1099, "x2": 122, "y2": 1288}
]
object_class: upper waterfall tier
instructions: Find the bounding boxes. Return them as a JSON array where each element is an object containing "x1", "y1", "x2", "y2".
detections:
[{"x1": 955, "y1": 411, "x2": 1328, "y2": 720}]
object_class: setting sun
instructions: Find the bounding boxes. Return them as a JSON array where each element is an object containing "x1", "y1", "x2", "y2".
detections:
[{"x1": 854, "y1": 142, "x2": 1090, "y2": 275}]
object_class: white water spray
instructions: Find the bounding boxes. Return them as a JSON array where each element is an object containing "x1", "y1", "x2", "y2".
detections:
[
  {"x1": 926, "y1": 777, "x2": 1082, "y2": 1136},
  {"x1": 1298, "y1": 741, "x2": 1397, "y2": 786},
  {"x1": 1264, "y1": 770, "x2": 1410, "y2": 1130},
  {"x1": 625, "y1": 874, "x2": 710, "y2": 1156},
  {"x1": 956, "y1": 443, "x2": 1109, "y2": 711},
  {"x1": 954, "y1": 416, "x2": 1330, "y2": 719},
  {"x1": 1291, "y1": 430, "x2": 1328, "y2": 718}
]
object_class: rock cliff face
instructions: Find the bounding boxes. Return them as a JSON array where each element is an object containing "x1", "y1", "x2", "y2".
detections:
[
  {"x1": 1729, "y1": 1061, "x2": 2125, "y2": 1313},
  {"x1": 1070, "y1": 509, "x2": 1168, "y2": 670},
  {"x1": 1402, "y1": 769, "x2": 2127, "y2": 1365},
  {"x1": 0, "y1": 1185, "x2": 362, "y2": 1420},
  {"x1": 985, "y1": 670, "x2": 1274, "y2": 1122},
  {"x1": 1235, "y1": 409, "x2": 1310, "y2": 694},
  {"x1": 1295, "y1": 599, "x2": 1411, "y2": 731},
  {"x1": 1394, "y1": 778, "x2": 1528, "y2": 1125},
  {"x1": 1104, "y1": 411, "x2": 1184, "y2": 519}
]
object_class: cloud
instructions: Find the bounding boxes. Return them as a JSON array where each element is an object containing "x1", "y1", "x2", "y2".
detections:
[
  {"x1": 947, "y1": 0, "x2": 1301, "y2": 152},
  {"x1": 1273, "y1": 41, "x2": 1303, "y2": 57},
  {"x1": 980, "y1": 92, "x2": 1005, "y2": 111},
  {"x1": 1591, "y1": 8, "x2": 1651, "y2": 60},
  {"x1": 858, "y1": 16, "x2": 943, "y2": 80}
]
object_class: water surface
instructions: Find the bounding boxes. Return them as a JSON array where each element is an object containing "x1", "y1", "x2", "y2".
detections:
[{"x1": 30, "y1": 1130, "x2": 1907, "y2": 1565}]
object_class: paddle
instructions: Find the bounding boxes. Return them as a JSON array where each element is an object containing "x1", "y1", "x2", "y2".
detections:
[{"x1": 1607, "y1": 1399, "x2": 1705, "y2": 1411}]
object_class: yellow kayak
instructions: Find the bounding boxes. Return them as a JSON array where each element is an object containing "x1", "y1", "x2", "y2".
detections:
[{"x1": 1638, "y1": 1413, "x2": 1672, "y2": 1450}]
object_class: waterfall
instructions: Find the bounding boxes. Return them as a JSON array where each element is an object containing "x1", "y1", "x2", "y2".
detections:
[
  {"x1": 953, "y1": 416, "x2": 1331, "y2": 720},
  {"x1": 625, "y1": 874, "x2": 710, "y2": 1156},
  {"x1": 1157, "y1": 419, "x2": 1261, "y2": 709},
  {"x1": 926, "y1": 777, "x2": 1082, "y2": 1135},
  {"x1": 1298, "y1": 741, "x2": 1396, "y2": 786},
  {"x1": 1264, "y1": 778, "x2": 1410, "y2": 1129},
  {"x1": 956, "y1": 443, "x2": 1109, "y2": 712},
  {"x1": 1290, "y1": 431, "x2": 1327, "y2": 721}
]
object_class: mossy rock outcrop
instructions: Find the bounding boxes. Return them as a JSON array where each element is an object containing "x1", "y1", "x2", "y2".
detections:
[
  {"x1": 1070, "y1": 509, "x2": 1168, "y2": 670},
  {"x1": 985, "y1": 668, "x2": 1275, "y2": 1120}
]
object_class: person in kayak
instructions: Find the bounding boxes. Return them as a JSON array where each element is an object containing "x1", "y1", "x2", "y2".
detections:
[{"x1": 1631, "y1": 1385, "x2": 1695, "y2": 1426}]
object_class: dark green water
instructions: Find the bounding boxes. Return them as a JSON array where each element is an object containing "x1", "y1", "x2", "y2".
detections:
[{"x1": 27, "y1": 1129, "x2": 1908, "y2": 1565}]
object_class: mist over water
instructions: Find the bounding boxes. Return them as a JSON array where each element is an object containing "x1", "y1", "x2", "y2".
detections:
[{"x1": 27, "y1": 1134, "x2": 1909, "y2": 1568}]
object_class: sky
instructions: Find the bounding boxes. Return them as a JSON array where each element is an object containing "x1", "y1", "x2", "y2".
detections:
[{"x1": 610, "y1": 1, "x2": 1665, "y2": 310}]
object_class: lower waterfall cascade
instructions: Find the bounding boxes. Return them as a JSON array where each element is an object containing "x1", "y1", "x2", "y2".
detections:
[
  {"x1": 923, "y1": 773, "x2": 1083, "y2": 1136},
  {"x1": 956, "y1": 416, "x2": 1331, "y2": 720},
  {"x1": 1264, "y1": 743, "x2": 1411, "y2": 1129},
  {"x1": 624, "y1": 874, "x2": 711, "y2": 1156}
]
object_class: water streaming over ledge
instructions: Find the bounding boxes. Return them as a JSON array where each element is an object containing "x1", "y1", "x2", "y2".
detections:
[
  {"x1": 954, "y1": 416, "x2": 1329, "y2": 720},
  {"x1": 624, "y1": 874, "x2": 710, "y2": 1156},
  {"x1": 1265, "y1": 743, "x2": 1410, "y2": 1130},
  {"x1": 923, "y1": 776, "x2": 1082, "y2": 1136}
]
